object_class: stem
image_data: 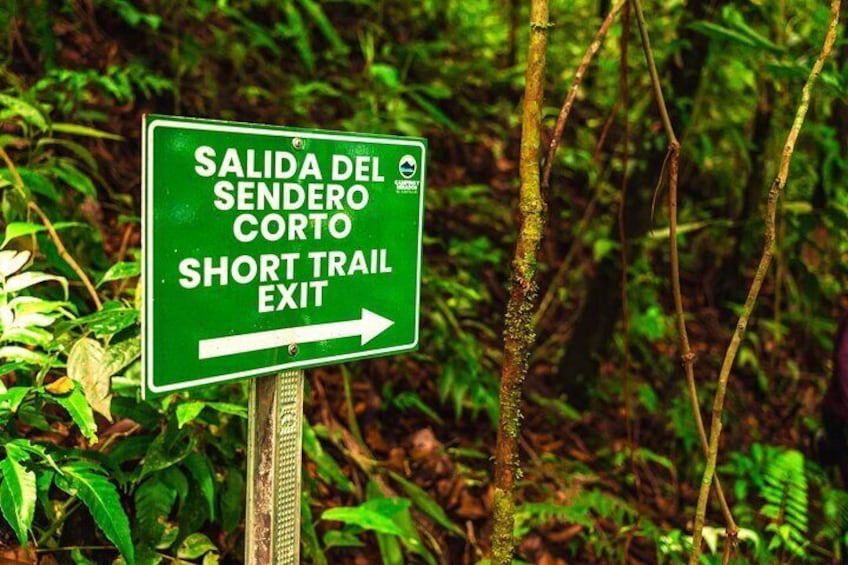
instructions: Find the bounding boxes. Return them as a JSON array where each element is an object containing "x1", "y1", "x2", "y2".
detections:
[
  {"x1": 689, "y1": 1, "x2": 841, "y2": 561},
  {"x1": 28, "y1": 202, "x2": 103, "y2": 310},
  {"x1": 629, "y1": 0, "x2": 675, "y2": 144},
  {"x1": 541, "y1": 0, "x2": 625, "y2": 190},
  {"x1": 491, "y1": 0, "x2": 550, "y2": 562},
  {"x1": 0, "y1": 146, "x2": 102, "y2": 310},
  {"x1": 628, "y1": 0, "x2": 739, "y2": 543},
  {"x1": 618, "y1": 1, "x2": 642, "y2": 498},
  {"x1": 340, "y1": 365, "x2": 364, "y2": 446}
]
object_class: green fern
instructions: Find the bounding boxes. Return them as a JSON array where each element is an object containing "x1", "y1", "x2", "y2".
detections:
[{"x1": 760, "y1": 449, "x2": 809, "y2": 559}]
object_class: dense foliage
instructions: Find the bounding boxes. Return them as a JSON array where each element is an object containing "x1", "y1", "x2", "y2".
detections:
[{"x1": 0, "y1": 0, "x2": 847, "y2": 563}]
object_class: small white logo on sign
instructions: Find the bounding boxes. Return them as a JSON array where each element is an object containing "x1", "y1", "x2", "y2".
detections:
[
  {"x1": 399, "y1": 155, "x2": 417, "y2": 179},
  {"x1": 395, "y1": 154, "x2": 420, "y2": 193}
]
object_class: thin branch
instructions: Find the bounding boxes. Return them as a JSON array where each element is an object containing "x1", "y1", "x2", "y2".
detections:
[
  {"x1": 689, "y1": 1, "x2": 841, "y2": 561},
  {"x1": 541, "y1": 0, "x2": 626, "y2": 190},
  {"x1": 628, "y1": 0, "x2": 738, "y2": 544},
  {"x1": 0, "y1": 146, "x2": 103, "y2": 310},
  {"x1": 617, "y1": 1, "x2": 642, "y2": 499},
  {"x1": 29, "y1": 202, "x2": 103, "y2": 311},
  {"x1": 491, "y1": 0, "x2": 550, "y2": 562},
  {"x1": 630, "y1": 0, "x2": 675, "y2": 145}
]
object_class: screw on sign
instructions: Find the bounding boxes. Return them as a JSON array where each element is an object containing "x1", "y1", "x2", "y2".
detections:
[{"x1": 142, "y1": 115, "x2": 426, "y2": 562}]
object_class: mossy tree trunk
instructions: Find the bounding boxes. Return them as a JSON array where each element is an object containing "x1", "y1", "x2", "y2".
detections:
[{"x1": 490, "y1": 0, "x2": 550, "y2": 563}]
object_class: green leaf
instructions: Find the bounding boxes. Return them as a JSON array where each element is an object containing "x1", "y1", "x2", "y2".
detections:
[
  {"x1": 301, "y1": 490, "x2": 327, "y2": 565},
  {"x1": 0, "y1": 387, "x2": 30, "y2": 413},
  {"x1": 176, "y1": 533, "x2": 217, "y2": 559},
  {"x1": 140, "y1": 424, "x2": 193, "y2": 479},
  {"x1": 321, "y1": 498, "x2": 410, "y2": 536},
  {"x1": 279, "y1": 7, "x2": 314, "y2": 73},
  {"x1": 70, "y1": 548, "x2": 97, "y2": 564},
  {"x1": 97, "y1": 261, "x2": 140, "y2": 287},
  {"x1": 2, "y1": 223, "x2": 45, "y2": 248},
  {"x1": 175, "y1": 402, "x2": 205, "y2": 429},
  {"x1": 103, "y1": 337, "x2": 141, "y2": 377},
  {"x1": 52, "y1": 123, "x2": 124, "y2": 141},
  {"x1": 56, "y1": 306, "x2": 139, "y2": 339},
  {"x1": 219, "y1": 468, "x2": 244, "y2": 533},
  {"x1": 0, "y1": 345, "x2": 50, "y2": 366},
  {"x1": 182, "y1": 452, "x2": 215, "y2": 521},
  {"x1": 134, "y1": 477, "x2": 176, "y2": 548},
  {"x1": 389, "y1": 471, "x2": 463, "y2": 536},
  {"x1": 68, "y1": 337, "x2": 112, "y2": 421},
  {"x1": 0, "y1": 94, "x2": 47, "y2": 130},
  {"x1": 302, "y1": 419, "x2": 354, "y2": 493},
  {"x1": 295, "y1": 0, "x2": 348, "y2": 53},
  {"x1": 204, "y1": 402, "x2": 247, "y2": 418},
  {"x1": 50, "y1": 387, "x2": 98, "y2": 442},
  {"x1": 52, "y1": 161, "x2": 97, "y2": 197},
  {"x1": 55, "y1": 461, "x2": 134, "y2": 564},
  {"x1": 0, "y1": 451, "x2": 37, "y2": 545}
]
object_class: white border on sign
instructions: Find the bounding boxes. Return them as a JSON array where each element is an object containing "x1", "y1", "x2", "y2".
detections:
[{"x1": 142, "y1": 118, "x2": 426, "y2": 397}]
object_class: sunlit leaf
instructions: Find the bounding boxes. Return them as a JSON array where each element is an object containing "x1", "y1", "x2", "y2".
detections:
[
  {"x1": 97, "y1": 261, "x2": 140, "y2": 287},
  {"x1": 67, "y1": 337, "x2": 112, "y2": 421},
  {"x1": 50, "y1": 387, "x2": 98, "y2": 442},
  {"x1": 0, "y1": 447, "x2": 36, "y2": 546},
  {"x1": 44, "y1": 376, "x2": 74, "y2": 395},
  {"x1": 52, "y1": 122, "x2": 124, "y2": 140}
]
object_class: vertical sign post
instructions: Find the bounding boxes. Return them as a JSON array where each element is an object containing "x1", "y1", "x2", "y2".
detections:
[
  {"x1": 245, "y1": 371, "x2": 303, "y2": 564},
  {"x1": 143, "y1": 115, "x2": 426, "y2": 562}
]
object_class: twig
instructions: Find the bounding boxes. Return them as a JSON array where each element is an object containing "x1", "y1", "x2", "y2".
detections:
[
  {"x1": 628, "y1": 0, "x2": 738, "y2": 545},
  {"x1": 491, "y1": 1, "x2": 550, "y2": 562},
  {"x1": 617, "y1": 1, "x2": 642, "y2": 500},
  {"x1": 28, "y1": 202, "x2": 103, "y2": 310},
  {"x1": 541, "y1": 0, "x2": 626, "y2": 190},
  {"x1": 0, "y1": 146, "x2": 102, "y2": 310},
  {"x1": 689, "y1": 1, "x2": 841, "y2": 561}
]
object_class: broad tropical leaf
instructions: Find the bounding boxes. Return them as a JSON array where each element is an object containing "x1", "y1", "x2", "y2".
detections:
[
  {"x1": 55, "y1": 461, "x2": 134, "y2": 565},
  {"x1": 0, "y1": 450, "x2": 36, "y2": 545}
]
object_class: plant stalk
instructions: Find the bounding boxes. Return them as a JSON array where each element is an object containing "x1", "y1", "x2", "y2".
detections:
[
  {"x1": 491, "y1": 0, "x2": 550, "y2": 562},
  {"x1": 689, "y1": 1, "x2": 841, "y2": 561}
]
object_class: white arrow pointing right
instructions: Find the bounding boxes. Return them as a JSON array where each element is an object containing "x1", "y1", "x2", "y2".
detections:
[{"x1": 198, "y1": 308, "x2": 394, "y2": 360}]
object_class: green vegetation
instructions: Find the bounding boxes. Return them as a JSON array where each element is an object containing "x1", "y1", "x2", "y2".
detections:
[{"x1": 1, "y1": 0, "x2": 847, "y2": 563}]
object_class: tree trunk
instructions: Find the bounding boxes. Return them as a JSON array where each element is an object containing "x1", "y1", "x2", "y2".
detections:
[{"x1": 490, "y1": 0, "x2": 550, "y2": 562}]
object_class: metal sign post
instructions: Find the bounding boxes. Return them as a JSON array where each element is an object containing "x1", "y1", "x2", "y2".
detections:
[{"x1": 245, "y1": 370, "x2": 304, "y2": 564}]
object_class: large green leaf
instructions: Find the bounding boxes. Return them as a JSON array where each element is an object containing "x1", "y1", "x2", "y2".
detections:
[
  {"x1": 182, "y1": 452, "x2": 215, "y2": 520},
  {"x1": 321, "y1": 498, "x2": 409, "y2": 536},
  {"x1": 67, "y1": 337, "x2": 112, "y2": 420},
  {"x1": 140, "y1": 423, "x2": 193, "y2": 480},
  {"x1": 0, "y1": 94, "x2": 47, "y2": 130},
  {"x1": 133, "y1": 477, "x2": 176, "y2": 548},
  {"x1": 55, "y1": 461, "x2": 134, "y2": 564},
  {"x1": 0, "y1": 448, "x2": 36, "y2": 545},
  {"x1": 389, "y1": 471, "x2": 463, "y2": 536}
]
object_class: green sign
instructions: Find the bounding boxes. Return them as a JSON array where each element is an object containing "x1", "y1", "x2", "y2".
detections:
[{"x1": 142, "y1": 115, "x2": 425, "y2": 396}]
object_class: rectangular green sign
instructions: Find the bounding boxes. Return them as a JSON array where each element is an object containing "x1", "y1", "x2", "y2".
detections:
[{"x1": 142, "y1": 115, "x2": 426, "y2": 396}]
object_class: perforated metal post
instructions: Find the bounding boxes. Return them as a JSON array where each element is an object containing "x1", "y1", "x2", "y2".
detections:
[{"x1": 246, "y1": 370, "x2": 304, "y2": 564}]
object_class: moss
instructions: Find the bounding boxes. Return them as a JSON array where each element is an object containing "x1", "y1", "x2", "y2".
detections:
[{"x1": 491, "y1": 488, "x2": 515, "y2": 565}]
